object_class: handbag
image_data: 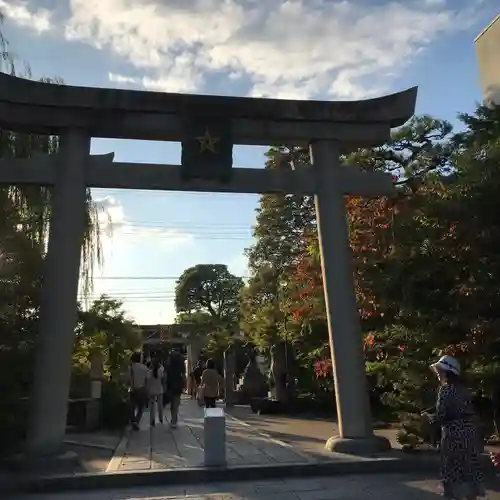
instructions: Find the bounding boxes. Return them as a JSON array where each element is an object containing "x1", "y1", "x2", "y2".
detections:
[{"x1": 197, "y1": 386, "x2": 205, "y2": 407}]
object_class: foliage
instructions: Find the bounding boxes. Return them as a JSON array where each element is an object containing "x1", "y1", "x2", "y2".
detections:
[
  {"x1": 175, "y1": 264, "x2": 243, "y2": 327},
  {"x1": 359, "y1": 106, "x2": 500, "y2": 433},
  {"x1": 68, "y1": 297, "x2": 142, "y2": 430},
  {"x1": 0, "y1": 190, "x2": 41, "y2": 452},
  {"x1": 0, "y1": 21, "x2": 105, "y2": 451},
  {"x1": 74, "y1": 296, "x2": 142, "y2": 381},
  {"x1": 240, "y1": 146, "x2": 316, "y2": 352},
  {"x1": 175, "y1": 264, "x2": 244, "y2": 357},
  {"x1": 345, "y1": 115, "x2": 454, "y2": 182},
  {"x1": 240, "y1": 107, "x2": 500, "y2": 436},
  {"x1": 175, "y1": 310, "x2": 220, "y2": 357},
  {"x1": 100, "y1": 379, "x2": 131, "y2": 430},
  {"x1": 363, "y1": 325, "x2": 437, "y2": 412}
]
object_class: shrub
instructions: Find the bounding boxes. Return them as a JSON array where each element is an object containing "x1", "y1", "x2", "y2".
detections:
[{"x1": 100, "y1": 380, "x2": 130, "y2": 430}]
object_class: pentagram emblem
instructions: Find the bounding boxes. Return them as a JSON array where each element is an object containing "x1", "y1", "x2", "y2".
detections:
[{"x1": 196, "y1": 128, "x2": 219, "y2": 153}]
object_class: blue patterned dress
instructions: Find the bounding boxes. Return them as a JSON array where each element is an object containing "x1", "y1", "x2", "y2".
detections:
[{"x1": 430, "y1": 383, "x2": 485, "y2": 498}]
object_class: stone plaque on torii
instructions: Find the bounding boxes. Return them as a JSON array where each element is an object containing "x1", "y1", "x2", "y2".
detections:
[{"x1": 0, "y1": 73, "x2": 417, "y2": 457}]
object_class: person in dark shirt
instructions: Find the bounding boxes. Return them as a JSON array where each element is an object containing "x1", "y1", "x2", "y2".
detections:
[
  {"x1": 165, "y1": 350, "x2": 185, "y2": 428},
  {"x1": 191, "y1": 360, "x2": 204, "y2": 399}
]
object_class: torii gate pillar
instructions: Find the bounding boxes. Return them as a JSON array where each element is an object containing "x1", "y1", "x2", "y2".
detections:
[
  {"x1": 311, "y1": 140, "x2": 391, "y2": 453},
  {"x1": 27, "y1": 129, "x2": 90, "y2": 456}
]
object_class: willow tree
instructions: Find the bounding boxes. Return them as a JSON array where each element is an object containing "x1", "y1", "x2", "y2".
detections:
[
  {"x1": 0, "y1": 16, "x2": 102, "y2": 295},
  {"x1": 0, "y1": 15, "x2": 103, "y2": 452}
]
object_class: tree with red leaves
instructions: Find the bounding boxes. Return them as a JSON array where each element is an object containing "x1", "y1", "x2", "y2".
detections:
[{"x1": 241, "y1": 107, "x2": 500, "y2": 437}]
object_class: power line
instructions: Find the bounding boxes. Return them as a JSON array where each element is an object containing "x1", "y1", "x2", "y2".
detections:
[
  {"x1": 117, "y1": 233, "x2": 251, "y2": 240},
  {"x1": 101, "y1": 229, "x2": 253, "y2": 240},
  {"x1": 80, "y1": 293, "x2": 176, "y2": 297},
  {"x1": 119, "y1": 220, "x2": 254, "y2": 227},
  {"x1": 120, "y1": 232, "x2": 252, "y2": 238},
  {"x1": 81, "y1": 293, "x2": 173, "y2": 297},
  {"x1": 79, "y1": 298, "x2": 175, "y2": 301},
  {"x1": 93, "y1": 188, "x2": 260, "y2": 198},
  {"x1": 79, "y1": 292, "x2": 176, "y2": 296},
  {"x1": 79, "y1": 289, "x2": 175, "y2": 297},
  {"x1": 91, "y1": 276, "x2": 249, "y2": 280},
  {"x1": 113, "y1": 224, "x2": 253, "y2": 232},
  {"x1": 79, "y1": 296, "x2": 176, "y2": 299},
  {"x1": 79, "y1": 299, "x2": 175, "y2": 303},
  {"x1": 82, "y1": 288, "x2": 174, "y2": 292}
]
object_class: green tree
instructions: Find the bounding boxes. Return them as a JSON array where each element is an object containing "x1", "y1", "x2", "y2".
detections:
[
  {"x1": 0, "y1": 16, "x2": 102, "y2": 292},
  {"x1": 345, "y1": 115, "x2": 454, "y2": 182},
  {"x1": 70, "y1": 296, "x2": 141, "y2": 430},
  {"x1": 244, "y1": 118, "x2": 457, "y2": 398},
  {"x1": 175, "y1": 264, "x2": 243, "y2": 329},
  {"x1": 440, "y1": 105, "x2": 500, "y2": 433},
  {"x1": 240, "y1": 147, "x2": 315, "y2": 351},
  {"x1": 359, "y1": 105, "x2": 500, "y2": 436},
  {"x1": 74, "y1": 295, "x2": 142, "y2": 380},
  {"x1": 175, "y1": 264, "x2": 244, "y2": 357},
  {"x1": 0, "y1": 18, "x2": 104, "y2": 451},
  {"x1": 0, "y1": 190, "x2": 45, "y2": 451}
]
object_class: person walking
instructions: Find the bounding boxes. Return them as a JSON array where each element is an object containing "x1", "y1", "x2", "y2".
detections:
[
  {"x1": 147, "y1": 357, "x2": 165, "y2": 427},
  {"x1": 423, "y1": 355, "x2": 485, "y2": 499},
  {"x1": 200, "y1": 359, "x2": 223, "y2": 408},
  {"x1": 165, "y1": 350, "x2": 185, "y2": 428},
  {"x1": 129, "y1": 352, "x2": 149, "y2": 431},
  {"x1": 192, "y1": 360, "x2": 204, "y2": 400}
]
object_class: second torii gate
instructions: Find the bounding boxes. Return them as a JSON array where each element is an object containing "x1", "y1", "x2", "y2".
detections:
[{"x1": 0, "y1": 73, "x2": 417, "y2": 457}]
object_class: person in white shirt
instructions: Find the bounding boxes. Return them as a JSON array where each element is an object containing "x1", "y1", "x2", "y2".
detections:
[
  {"x1": 129, "y1": 352, "x2": 149, "y2": 431},
  {"x1": 147, "y1": 357, "x2": 165, "y2": 426}
]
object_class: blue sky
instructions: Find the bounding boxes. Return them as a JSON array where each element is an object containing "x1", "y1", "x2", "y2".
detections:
[{"x1": 1, "y1": 0, "x2": 497, "y2": 324}]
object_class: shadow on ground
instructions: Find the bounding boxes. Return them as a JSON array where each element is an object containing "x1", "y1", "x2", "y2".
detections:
[{"x1": 24, "y1": 473, "x2": 500, "y2": 500}]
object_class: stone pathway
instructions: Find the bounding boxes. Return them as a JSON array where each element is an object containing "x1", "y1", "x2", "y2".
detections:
[
  {"x1": 63, "y1": 431, "x2": 122, "y2": 473},
  {"x1": 109, "y1": 398, "x2": 325, "y2": 472},
  {"x1": 16, "y1": 473, "x2": 500, "y2": 499}
]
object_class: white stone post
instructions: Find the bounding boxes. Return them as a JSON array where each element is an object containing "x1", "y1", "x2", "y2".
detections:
[
  {"x1": 204, "y1": 407, "x2": 226, "y2": 466},
  {"x1": 310, "y1": 140, "x2": 390, "y2": 454},
  {"x1": 27, "y1": 129, "x2": 91, "y2": 456}
]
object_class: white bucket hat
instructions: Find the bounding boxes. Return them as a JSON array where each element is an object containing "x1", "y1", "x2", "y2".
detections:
[{"x1": 430, "y1": 355, "x2": 460, "y2": 376}]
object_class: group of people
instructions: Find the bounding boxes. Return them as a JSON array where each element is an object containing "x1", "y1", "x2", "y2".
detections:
[
  {"x1": 129, "y1": 351, "x2": 185, "y2": 430},
  {"x1": 130, "y1": 349, "x2": 485, "y2": 498},
  {"x1": 189, "y1": 359, "x2": 224, "y2": 408},
  {"x1": 129, "y1": 352, "x2": 225, "y2": 430}
]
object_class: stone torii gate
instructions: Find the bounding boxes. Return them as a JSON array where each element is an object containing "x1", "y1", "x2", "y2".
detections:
[{"x1": 0, "y1": 73, "x2": 417, "y2": 457}]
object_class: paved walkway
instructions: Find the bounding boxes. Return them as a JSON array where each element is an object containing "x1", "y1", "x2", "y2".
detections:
[
  {"x1": 109, "y1": 398, "x2": 325, "y2": 472},
  {"x1": 225, "y1": 407, "x2": 416, "y2": 461},
  {"x1": 17, "y1": 473, "x2": 500, "y2": 499}
]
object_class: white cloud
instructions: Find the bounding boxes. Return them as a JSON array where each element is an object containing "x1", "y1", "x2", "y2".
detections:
[
  {"x1": 227, "y1": 252, "x2": 249, "y2": 280},
  {"x1": 94, "y1": 195, "x2": 194, "y2": 247},
  {"x1": 108, "y1": 72, "x2": 136, "y2": 85},
  {"x1": 108, "y1": 71, "x2": 202, "y2": 93},
  {"x1": 94, "y1": 195, "x2": 124, "y2": 233},
  {"x1": 0, "y1": 0, "x2": 52, "y2": 33},
  {"x1": 424, "y1": 0, "x2": 447, "y2": 6},
  {"x1": 58, "y1": 0, "x2": 482, "y2": 99},
  {"x1": 86, "y1": 196, "x2": 193, "y2": 323}
]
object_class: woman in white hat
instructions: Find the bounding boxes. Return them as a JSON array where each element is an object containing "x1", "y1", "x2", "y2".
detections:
[{"x1": 424, "y1": 355, "x2": 485, "y2": 499}]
